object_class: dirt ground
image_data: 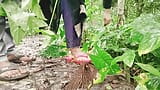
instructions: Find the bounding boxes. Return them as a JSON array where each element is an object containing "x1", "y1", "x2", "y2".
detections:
[{"x1": 0, "y1": 35, "x2": 135, "y2": 90}]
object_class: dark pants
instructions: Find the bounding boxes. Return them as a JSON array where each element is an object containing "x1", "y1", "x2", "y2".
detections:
[
  {"x1": 40, "y1": 0, "x2": 84, "y2": 48},
  {"x1": 61, "y1": 0, "x2": 82, "y2": 48},
  {"x1": 39, "y1": 0, "x2": 52, "y2": 25}
]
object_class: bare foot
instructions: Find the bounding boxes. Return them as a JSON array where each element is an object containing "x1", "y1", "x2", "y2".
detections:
[{"x1": 69, "y1": 47, "x2": 91, "y2": 64}]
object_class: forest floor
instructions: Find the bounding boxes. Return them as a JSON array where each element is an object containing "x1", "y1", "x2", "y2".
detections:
[{"x1": 0, "y1": 35, "x2": 135, "y2": 90}]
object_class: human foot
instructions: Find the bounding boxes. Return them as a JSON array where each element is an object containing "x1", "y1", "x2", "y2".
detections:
[{"x1": 64, "y1": 47, "x2": 91, "y2": 64}]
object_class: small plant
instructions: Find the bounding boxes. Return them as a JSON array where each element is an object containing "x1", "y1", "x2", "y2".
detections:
[
  {"x1": 41, "y1": 44, "x2": 67, "y2": 58},
  {"x1": 136, "y1": 63, "x2": 160, "y2": 90},
  {"x1": 89, "y1": 46, "x2": 120, "y2": 84},
  {"x1": 39, "y1": 24, "x2": 67, "y2": 58}
]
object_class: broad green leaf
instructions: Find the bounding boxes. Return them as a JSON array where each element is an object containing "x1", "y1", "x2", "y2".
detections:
[
  {"x1": 152, "y1": 48, "x2": 160, "y2": 58},
  {"x1": 130, "y1": 14, "x2": 160, "y2": 56},
  {"x1": 138, "y1": 33, "x2": 160, "y2": 56},
  {"x1": 93, "y1": 63, "x2": 120, "y2": 84},
  {"x1": 10, "y1": 26, "x2": 25, "y2": 43},
  {"x1": 7, "y1": 15, "x2": 26, "y2": 43},
  {"x1": 115, "y1": 50, "x2": 135, "y2": 67},
  {"x1": 96, "y1": 46, "x2": 113, "y2": 64},
  {"x1": 7, "y1": 12, "x2": 34, "y2": 43},
  {"x1": 27, "y1": 16, "x2": 47, "y2": 29},
  {"x1": 0, "y1": 6, "x2": 6, "y2": 16},
  {"x1": 22, "y1": 0, "x2": 45, "y2": 19},
  {"x1": 130, "y1": 14, "x2": 160, "y2": 35},
  {"x1": 129, "y1": 31, "x2": 143, "y2": 44},
  {"x1": 90, "y1": 46, "x2": 120, "y2": 84},
  {"x1": 109, "y1": 63, "x2": 120, "y2": 74},
  {"x1": 90, "y1": 54, "x2": 107, "y2": 70},
  {"x1": 136, "y1": 63, "x2": 160, "y2": 76},
  {"x1": 21, "y1": 0, "x2": 30, "y2": 9}
]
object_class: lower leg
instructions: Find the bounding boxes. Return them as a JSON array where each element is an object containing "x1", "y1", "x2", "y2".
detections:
[{"x1": 61, "y1": 0, "x2": 90, "y2": 64}]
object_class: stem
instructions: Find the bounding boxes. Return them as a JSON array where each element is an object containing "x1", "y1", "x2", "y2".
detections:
[
  {"x1": 124, "y1": 64, "x2": 131, "y2": 83},
  {"x1": 48, "y1": 0, "x2": 59, "y2": 31}
]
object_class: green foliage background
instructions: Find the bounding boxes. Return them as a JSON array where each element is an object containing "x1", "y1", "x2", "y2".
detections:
[{"x1": 83, "y1": 0, "x2": 160, "y2": 89}]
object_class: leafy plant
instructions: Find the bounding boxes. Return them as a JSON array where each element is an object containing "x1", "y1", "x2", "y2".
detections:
[
  {"x1": 40, "y1": 44, "x2": 67, "y2": 58},
  {"x1": 147, "y1": 76, "x2": 160, "y2": 90},
  {"x1": 39, "y1": 23, "x2": 66, "y2": 58},
  {"x1": 136, "y1": 63, "x2": 160, "y2": 90},
  {"x1": 84, "y1": 10, "x2": 160, "y2": 89},
  {"x1": 0, "y1": 0, "x2": 47, "y2": 44},
  {"x1": 115, "y1": 50, "x2": 135, "y2": 67},
  {"x1": 136, "y1": 63, "x2": 160, "y2": 76},
  {"x1": 129, "y1": 14, "x2": 160, "y2": 56},
  {"x1": 134, "y1": 73, "x2": 149, "y2": 90},
  {"x1": 90, "y1": 46, "x2": 120, "y2": 84}
]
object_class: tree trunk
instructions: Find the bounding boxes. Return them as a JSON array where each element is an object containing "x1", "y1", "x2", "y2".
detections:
[{"x1": 117, "y1": 0, "x2": 125, "y2": 27}]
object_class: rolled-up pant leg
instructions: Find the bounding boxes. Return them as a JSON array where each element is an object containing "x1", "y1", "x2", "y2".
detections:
[
  {"x1": 0, "y1": 16, "x2": 14, "y2": 61},
  {"x1": 61, "y1": 0, "x2": 81, "y2": 48}
]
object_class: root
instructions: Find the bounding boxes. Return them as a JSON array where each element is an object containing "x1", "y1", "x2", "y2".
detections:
[{"x1": 64, "y1": 63, "x2": 97, "y2": 90}]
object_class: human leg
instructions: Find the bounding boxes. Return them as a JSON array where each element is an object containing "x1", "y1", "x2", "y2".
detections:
[{"x1": 61, "y1": 0, "x2": 90, "y2": 64}]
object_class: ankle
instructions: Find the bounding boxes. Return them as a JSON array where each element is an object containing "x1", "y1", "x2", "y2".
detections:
[
  {"x1": 69, "y1": 47, "x2": 80, "y2": 53},
  {"x1": 69, "y1": 47, "x2": 83, "y2": 56}
]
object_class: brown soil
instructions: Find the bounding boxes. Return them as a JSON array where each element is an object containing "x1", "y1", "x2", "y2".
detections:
[{"x1": 0, "y1": 57, "x2": 135, "y2": 90}]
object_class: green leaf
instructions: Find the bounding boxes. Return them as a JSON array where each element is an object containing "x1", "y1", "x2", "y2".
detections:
[
  {"x1": 82, "y1": 43, "x2": 89, "y2": 52},
  {"x1": 136, "y1": 63, "x2": 160, "y2": 76},
  {"x1": 1, "y1": 0, "x2": 47, "y2": 44},
  {"x1": 22, "y1": 0, "x2": 45, "y2": 19},
  {"x1": 7, "y1": 12, "x2": 34, "y2": 43},
  {"x1": 138, "y1": 33, "x2": 160, "y2": 56},
  {"x1": 93, "y1": 68, "x2": 108, "y2": 84},
  {"x1": 36, "y1": 30, "x2": 55, "y2": 36},
  {"x1": 129, "y1": 31, "x2": 143, "y2": 44},
  {"x1": 96, "y1": 46, "x2": 113, "y2": 64},
  {"x1": 0, "y1": 6, "x2": 6, "y2": 16},
  {"x1": 130, "y1": 14, "x2": 160, "y2": 35},
  {"x1": 10, "y1": 26, "x2": 25, "y2": 43},
  {"x1": 41, "y1": 45, "x2": 67, "y2": 58},
  {"x1": 90, "y1": 46, "x2": 120, "y2": 84},
  {"x1": 130, "y1": 14, "x2": 160, "y2": 56},
  {"x1": 27, "y1": 16, "x2": 47, "y2": 29},
  {"x1": 134, "y1": 73, "x2": 149, "y2": 85},
  {"x1": 152, "y1": 48, "x2": 160, "y2": 58},
  {"x1": 115, "y1": 50, "x2": 135, "y2": 67},
  {"x1": 147, "y1": 76, "x2": 160, "y2": 90},
  {"x1": 90, "y1": 54, "x2": 107, "y2": 70},
  {"x1": 135, "y1": 85, "x2": 148, "y2": 90}
]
